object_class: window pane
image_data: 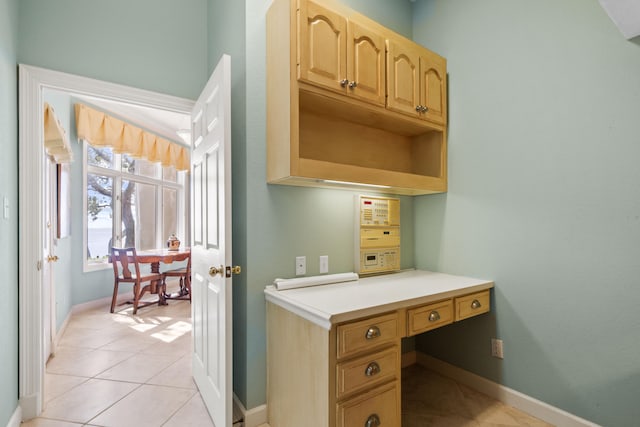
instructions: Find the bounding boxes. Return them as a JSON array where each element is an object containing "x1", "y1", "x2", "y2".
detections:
[
  {"x1": 87, "y1": 174, "x2": 113, "y2": 263},
  {"x1": 87, "y1": 145, "x2": 113, "y2": 169},
  {"x1": 163, "y1": 165, "x2": 177, "y2": 182},
  {"x1": 163, "y1": 188, "x2": 178, "y2": 242},
  {"x1": 122, "y1": 180, "x2": 157, "y2": 250},
  {"x1": 122, "y1": 154, "x2": 159, "y2": 179}
]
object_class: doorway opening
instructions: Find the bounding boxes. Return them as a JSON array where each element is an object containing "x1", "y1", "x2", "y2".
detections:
[{"x1": 18, "y1": 65, "x2": 194, "y2": 420}]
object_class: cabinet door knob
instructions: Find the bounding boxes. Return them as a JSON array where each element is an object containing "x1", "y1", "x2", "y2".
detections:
[
  {"x1": 421, "y1": 105, "x2": 429, "y2": 113},
  {"x1": 365, "y1": 326, "x2": 381, "y2": 340},
  {"x1": 340, "y1": 79, "x2": 349, "y2": 87},
  {"x1": 471, "y1": 299, "x2": 481, "y2": 309},
  {"x1": 349, "y1": 81, "x2": 358, "y2": 89},
  {"x1": 365, "y1": 414, "x2": 381, "y2": 427},
  {"x1": 415, "y1": 105, "x2": 423, "y2": 112},
  {"x1": 364, "y1": 361, "x2": 381, "y2": 377},
  {"x1": 428, "y1": 310, "x2": 441, "y2": 322}
]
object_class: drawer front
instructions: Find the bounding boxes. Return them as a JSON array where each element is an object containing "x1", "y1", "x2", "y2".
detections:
[
  {"x1": 337, "y1": 313, "x2": 399, "y2": 359},
  {"x1": 336, "y1": 347, "x2": 398, "y2": 399},
  {"x1": 337, "y1": 382, "x2": 399, "y2": 427},
  {"x1": 456, "y1": 290, "x2": 490, "y2": 321},
  {"x1": 407, "y1": 299, "x2": 453, "y2": 336}
]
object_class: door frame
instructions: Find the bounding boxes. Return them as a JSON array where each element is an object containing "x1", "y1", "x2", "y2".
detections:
[{"x1": 18, "y1": 65, "x2": 195, "y2": 419}]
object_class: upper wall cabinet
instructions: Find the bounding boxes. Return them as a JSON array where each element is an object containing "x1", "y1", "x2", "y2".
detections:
[
  {"x1": 387, "y1": 37, "x2": 447, "y2": 126},
  {"x1": 299, "y1": 0, "x2": 386, "y2": 106},
  {"x1": 268, "y1": 0, "x2": 448, "y2": 195}
]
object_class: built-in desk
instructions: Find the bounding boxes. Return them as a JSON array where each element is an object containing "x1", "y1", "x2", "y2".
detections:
[{"x1": 264, "y1": 269, "x2": 494, "y2": 427}]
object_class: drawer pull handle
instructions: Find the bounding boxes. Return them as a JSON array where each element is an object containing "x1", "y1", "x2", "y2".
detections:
[
  {"x1": 471, "y1": 299, "x2": 482, "y2": 309},
  {"x1": 364, "y1": 361, "x2": 381, "y2": 377},
  {"x1": 428, "y1": 310, "x2": 441, "y2": 322},
  {"x1": 365, "y1": 414, "x2": 381, "y2": 427},
  {"x1": 365, "y1": 326, "x2": 381, "y2": 340}
]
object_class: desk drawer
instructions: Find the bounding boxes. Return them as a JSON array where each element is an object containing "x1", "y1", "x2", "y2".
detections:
[
  {"x1": 336, "y1": 347, "x2": 398, "y2": 399},
  {"x1": 337, "y1": 313, "x2": 399, "y2": 359},
  {"x1": 337, "y1": 381, "x2": 399, "y2": 427},
  {"x1": 407, "y1": 299, "x2": 453, "y2": 336},
  {"x1": 455, "y1": 290, "x2": 490, "y2": 321}
]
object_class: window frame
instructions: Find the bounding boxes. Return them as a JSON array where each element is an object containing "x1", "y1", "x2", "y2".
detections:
[{"x1": 82, "y1": 141, "x2": 188, "y2": 272}]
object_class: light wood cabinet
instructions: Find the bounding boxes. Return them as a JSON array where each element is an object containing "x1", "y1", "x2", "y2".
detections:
[
  {"x1": 266, "y1": 284, "x2": 492, "y2": 427},
  {"x1": 387, "y1": 37, "x2": 448, "y2": 126},
  {"x1": 267, "y1": 0, "x2": 448, "y2": 195},
  {"x1": 455, "y1": 290, "x2": 490, "y2": 321},
  {"x1": 298, "y1": 0, "x2": 347, "y2": 93},
  {"x1": 299, "y1": 1, "x2": 385, "y2": 106},
  {"x1": 407, "y1": 299, "x2": 453, "y2": 336}
]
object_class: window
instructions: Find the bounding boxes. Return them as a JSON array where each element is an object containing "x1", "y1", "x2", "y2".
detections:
[{"x1": 84, "y1": 143, "x2": 188, "y2": 271}]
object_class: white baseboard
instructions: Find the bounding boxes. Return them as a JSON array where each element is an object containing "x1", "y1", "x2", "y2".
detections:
[
  {"x1": 233, "y1": 393, "x2": 268, "y2": 427},
  {"x1": 414, "y1": 352, "x2": 601, "y2": 427},
  {"x1": 71, "y1": 295, "x2": 113, "y2": 314},
  {"x1": 52, "y1": 310, "x2": 72, "y2": 356},
  {"x1": 6, "y1": 405, "x2": 21, "y2": 427}
]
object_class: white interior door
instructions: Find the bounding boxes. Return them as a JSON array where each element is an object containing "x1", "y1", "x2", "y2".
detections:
[
  {"x1": 43, "y1": 158, "x2": 57, "y2": 362},
  {"x1": 191, "y1": 54, "x2": 233, "y2": 427}
]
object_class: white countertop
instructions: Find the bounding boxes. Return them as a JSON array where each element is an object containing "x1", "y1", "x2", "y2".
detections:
[{"x1": 264, "y1": 269, "x2": 494, "y2": 329}]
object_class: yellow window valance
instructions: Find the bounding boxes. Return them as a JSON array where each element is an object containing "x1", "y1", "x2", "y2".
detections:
[
  {"x1": 75, "y1": 103, "x2": 190, "y2": 171},
  {"x1": 44, "y1": 103, "x2": 73, "y2": 164}
]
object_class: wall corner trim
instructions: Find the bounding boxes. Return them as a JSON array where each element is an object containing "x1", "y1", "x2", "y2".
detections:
[{"x1": 414, "y1": 352, "x2": 601, "y2": 427}]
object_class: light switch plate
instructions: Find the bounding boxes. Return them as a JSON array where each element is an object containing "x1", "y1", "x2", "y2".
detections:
[
  {"x1": 319, "y1": 255, "x2": 329, "y2": 273},
  {"x1": 295, "y1": 256, "x2": 306, "y2": 276}
]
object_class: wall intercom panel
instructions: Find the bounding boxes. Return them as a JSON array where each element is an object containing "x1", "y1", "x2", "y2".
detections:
[{"x1": 355, "y1": 195, "x2": 400, "y2": 275}]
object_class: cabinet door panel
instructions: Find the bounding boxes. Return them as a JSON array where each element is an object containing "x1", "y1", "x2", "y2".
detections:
[
  {"x1": 420, "y1": 53, "x2": 447, "y2": 125},
  {"x1": 386, "y1": 38, "x2": 420, "y2": 117},
  {"x1": 347, "y1": 20, "x2": 385, "y2": 106},
  {"x1": 299, "y1": 0, "x2": 347, "y2": 93}
]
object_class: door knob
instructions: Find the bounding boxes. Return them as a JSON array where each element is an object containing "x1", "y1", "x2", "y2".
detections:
[
  {"x1": 47, "y1": 255, "x2": 59, "y2": 262},
  {"x1": 209, "y1": 265, "x2": 224, "y2": 277},
  {"x1": 230, "y1": 266, "x2": 241, "y2": 275}
]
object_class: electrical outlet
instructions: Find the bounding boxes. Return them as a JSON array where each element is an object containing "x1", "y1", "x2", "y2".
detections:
[
  {"x1": 491, "y1": 338, "x2": 504, "y2": 359},
  {"x1": 295, "y1": 256, "x2": 306, "y2": 276},
  {"x1": 319, "y1": 255, "x2": 329, "y2": 273}
]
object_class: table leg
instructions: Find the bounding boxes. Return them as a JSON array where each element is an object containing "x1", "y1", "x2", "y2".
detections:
[{"x1": 150, "y1": 262, "x2": 168, "y2": 306}]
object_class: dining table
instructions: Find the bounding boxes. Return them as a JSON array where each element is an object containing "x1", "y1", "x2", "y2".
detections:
[{"x1": 134, "y1": 248, "x2": 191, "y2": 305}]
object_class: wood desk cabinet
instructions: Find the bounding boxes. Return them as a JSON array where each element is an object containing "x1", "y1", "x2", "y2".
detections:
[{"x1": 266, "y1": 272, "x2": 493, "y2": 427}]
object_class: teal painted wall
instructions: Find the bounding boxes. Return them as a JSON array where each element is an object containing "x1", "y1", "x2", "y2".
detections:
[
  {"x1": 207, "y1": 0, "x2": 251, "y2": 406},
  {"x1": 0, "y1": 0, "x2": 18, "y2": 424},
  {"x1": 240, "y1": 0, "x2": 415, "y2": 410},
  {"x1": 412, "y1": 1, "x2": 640, "y2": 425},
  {"x1": 18, "y1": 0, "x2": 208, "y2": 100}
]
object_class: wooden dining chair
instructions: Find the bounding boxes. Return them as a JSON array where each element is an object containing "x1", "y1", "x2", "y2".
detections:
[
  {"x1": 161, "y1": 255, "x2": 191, "y2": 302},
  {"x1": 110, "y1": 247, "x2": 163, "y2": 314}
]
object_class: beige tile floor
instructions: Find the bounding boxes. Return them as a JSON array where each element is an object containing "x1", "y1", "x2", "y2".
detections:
[
  {"x1": 402, "y1": 364, "x2": 553, "y2": 427},
  {"x1": 23, "y1": 280, "x2": 548, "y2": 427},
  {"x1": 23, "y1": 281, "x2": 216, "y2": 427}
]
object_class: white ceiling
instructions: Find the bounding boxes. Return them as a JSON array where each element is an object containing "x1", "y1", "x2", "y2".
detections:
[{"x1": 599, "y1": 0, "x2": 640, "y2": 39}]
